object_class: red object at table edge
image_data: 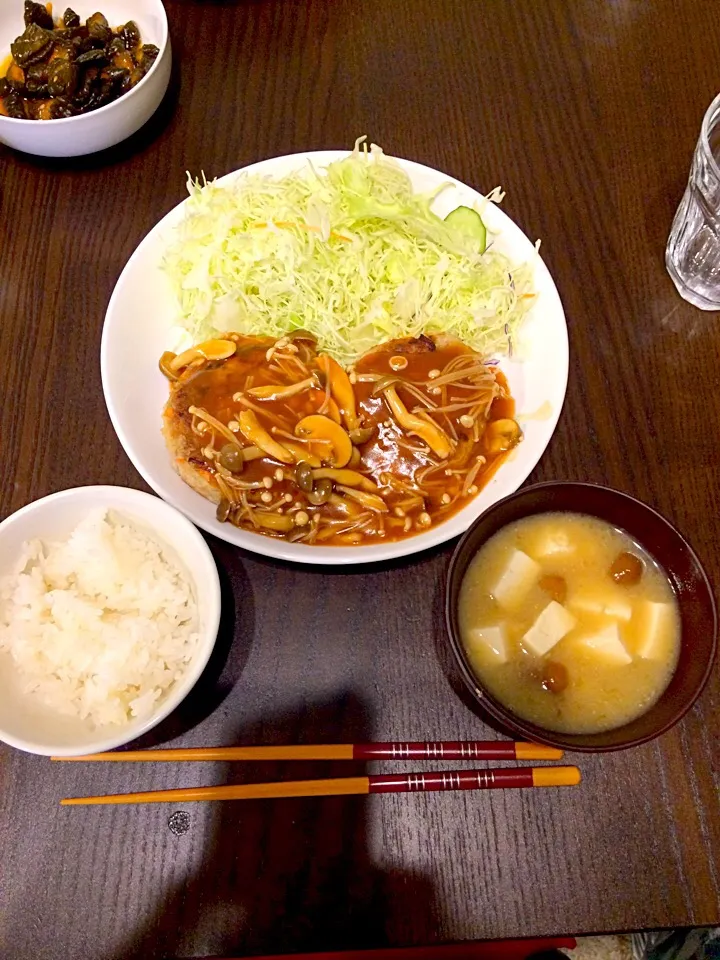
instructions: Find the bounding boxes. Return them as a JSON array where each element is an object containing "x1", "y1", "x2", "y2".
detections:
[{"x1": 209, "y1": 936, "x2": 577, "y2": 959}]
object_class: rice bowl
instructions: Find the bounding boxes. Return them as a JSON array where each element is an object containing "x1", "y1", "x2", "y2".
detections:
[
  {"x1": 1, "y1": 509, "x2": 201, "y2": 728},
  {"x1": 0, "y1": 486, "x2": 221, "y2": 756}
]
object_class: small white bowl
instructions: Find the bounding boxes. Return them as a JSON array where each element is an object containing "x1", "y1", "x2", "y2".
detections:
[
  {"x1": 0, "y1": 0, "x2": 171, "y2": 158},
  {"x1": 0, "y1": 486, "x2": 221, "y2": 756}
]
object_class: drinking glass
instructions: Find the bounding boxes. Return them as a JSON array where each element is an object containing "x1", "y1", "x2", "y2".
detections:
[{"x1": 666, "y1": 91, "x2": 720, "y2": 310}]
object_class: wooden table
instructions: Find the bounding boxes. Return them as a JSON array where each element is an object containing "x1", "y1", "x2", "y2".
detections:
[{"x1": 1, "y1": 2, "x2": 719, "y2": 957}]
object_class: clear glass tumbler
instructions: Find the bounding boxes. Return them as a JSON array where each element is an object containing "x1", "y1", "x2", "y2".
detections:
[{"x1": 666, "y1": 91, "x2": 720, "y2": 310}]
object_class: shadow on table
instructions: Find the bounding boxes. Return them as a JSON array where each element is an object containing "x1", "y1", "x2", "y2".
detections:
[
  {"x1": 238, "y1": 530, "x2": 514, "y2": 741},
  {"x1": 114, "y1": 691, "x2": 443, "y2": 960}
]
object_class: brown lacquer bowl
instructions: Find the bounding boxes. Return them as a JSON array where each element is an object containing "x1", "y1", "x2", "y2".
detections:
[{"x1": 445, "y1": 482, "x2": 717, "y2": 752}]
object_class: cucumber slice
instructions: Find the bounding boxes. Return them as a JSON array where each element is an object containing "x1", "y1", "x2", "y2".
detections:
[{"x1": 444, "y1": 205, "x2": 487, "y2": 253}]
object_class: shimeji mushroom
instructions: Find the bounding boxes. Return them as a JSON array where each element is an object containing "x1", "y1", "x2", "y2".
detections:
[
  {"x1": 316, "y1": 354, "x2": 361, "y2": 431},
  {"x1": 247, "y1": 378, "x2": 316, "y2": 401},
  {"x1": 237, "y1": 411, "x2": 294, "y2": 463},
  {"x1": 336, "y1": 485, "x2": 389, "y2": 513},
  {"x1": 311, "y1": 468, "x2": 379, "y2": 492},
  {"x1": 161, "y1": 339, "x2": 237, "y2": 378},
  {"x1": 254, "y1": 513, "x2": 295, "y2": 533},
  {"x1": 382, "y1": 387, "x2": 453, "y2": 459}
]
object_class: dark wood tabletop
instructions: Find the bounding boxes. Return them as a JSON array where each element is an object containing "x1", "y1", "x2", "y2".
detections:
[{"x1": 2, "y1": 1, "x2": 719, "y2": 958}]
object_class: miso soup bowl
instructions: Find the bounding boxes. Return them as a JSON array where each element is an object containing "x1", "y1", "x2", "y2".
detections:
[{"x1": 445, "y1": 482, "x2": 717, "y2": 752}]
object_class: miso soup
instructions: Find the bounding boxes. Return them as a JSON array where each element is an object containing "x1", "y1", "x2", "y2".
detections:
[{"x1": 458, "y1": 512, "x2": 681, "y2": 734}]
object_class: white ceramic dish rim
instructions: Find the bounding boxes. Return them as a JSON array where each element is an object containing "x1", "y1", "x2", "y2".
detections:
[
  {"x1": 0, "y1": 485, "x2": 221, "y2": 756},
  {"x1": 102, "y1": 150, "x2": 569, "y2": 566},
  {"x1": 0, "y1": 0, "x2": 168, "y2": 127}
]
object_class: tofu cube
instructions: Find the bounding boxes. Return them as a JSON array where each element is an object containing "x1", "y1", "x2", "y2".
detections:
[
  {"x1": 489, "y1": 549, "x2": 540, "y2": 610},
  {"x1": 634, "y1": 601, "x2": 674, "y2": 659},
  {"x1": 522, "y1": 601, "x2": 577, "y2": 656},
  {"x1": 567, "y1": 588, "x2": 633, "y2": 622},
  {"x1": 577, "y1": 622, "x2": 632, "y2": 665},
  {"x1": 524, "y1": 528, "x2": 576, "y2": 560},
  {"x1": 466, "y1": 625, "x2": 508, "y2": 662}
]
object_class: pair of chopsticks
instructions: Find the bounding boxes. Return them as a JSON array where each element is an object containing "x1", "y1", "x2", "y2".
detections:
[{"x1": 54, "y1": 740, "x2": 580, "y2": 806}]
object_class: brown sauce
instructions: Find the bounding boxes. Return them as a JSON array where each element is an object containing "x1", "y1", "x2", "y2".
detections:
[{"x1": 162, "y1": 334, "x2": 521, "y2": 546}]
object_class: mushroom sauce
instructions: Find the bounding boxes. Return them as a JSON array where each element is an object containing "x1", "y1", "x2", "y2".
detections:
[{"x1": 160, "y1": 332, "x2": 521, "y2": 546}]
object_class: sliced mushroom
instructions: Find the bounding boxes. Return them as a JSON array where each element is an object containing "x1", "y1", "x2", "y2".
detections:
[
  {"x1": 541, "y1": 661, "x2": 569, "y2": 694},
  {"x1": 317, "y1": 354, "x2": 361, "y2": 430},
  {"x1": 312, "y1": 468, "x2": 378, "y2": 492},
  {"x1": 295, "y1": 414, "x2": 352, "y2": 468},
  {"x1": 247, "y1": 377, "x2": 315, "y2": 401},
  {"x1": 482, "y1": 418, "x2": 521, "y2": 456},
  {"x1": 237, "y1": 410, "x2": 294, "y2": 463},
  {"x1": 382, "y1": 387, "x2": 453, "y2": 459},
  {"x1": 168, "y1": 339, "x2": 237, "y2": 373}
]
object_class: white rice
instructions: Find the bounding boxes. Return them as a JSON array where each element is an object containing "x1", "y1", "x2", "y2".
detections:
[{"x1": 0, "y1": 509, "x2": 200, "y2": 728}]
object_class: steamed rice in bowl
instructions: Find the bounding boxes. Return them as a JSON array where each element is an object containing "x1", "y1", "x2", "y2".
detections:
[
  {"x1": 0, "y1": 509, "x2": 199, "y2": 728},
  {"x1": 0, "y1": 485, "x2": 221, "y2": 756}
]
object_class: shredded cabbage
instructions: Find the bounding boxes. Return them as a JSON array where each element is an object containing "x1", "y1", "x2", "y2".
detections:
[{"x1": 163, "y1": 139, "x2": 536, "y2": 365}]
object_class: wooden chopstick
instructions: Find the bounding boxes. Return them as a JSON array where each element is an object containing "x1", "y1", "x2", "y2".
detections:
[
  {"x1": 52, "y1": 741, "x2": 563, "y2": 763},
  {"x1": 60, "y1": 765, "x2": 581, "y2": 805}
]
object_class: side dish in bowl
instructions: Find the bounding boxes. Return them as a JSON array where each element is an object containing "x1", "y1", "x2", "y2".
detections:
[
  {"x1": 0, "y1": 3, "x2": 159, "y2": 121},
  {"x1": 0, "y1": 0, "x2": 170, "y2": 156},
  {"x1": 445, "y1": 482, "x2": 717, "y2": 751}
]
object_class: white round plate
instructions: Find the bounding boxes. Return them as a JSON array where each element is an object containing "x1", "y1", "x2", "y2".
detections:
[{"x1": 102, "y1": 151, "x2": 568, "y2": 565}]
